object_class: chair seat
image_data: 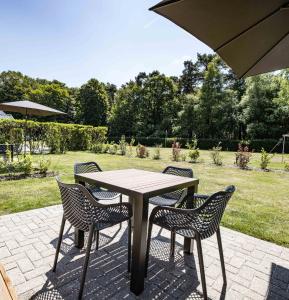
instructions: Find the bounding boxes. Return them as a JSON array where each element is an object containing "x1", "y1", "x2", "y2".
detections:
[
  {"x1": 90, "y1": 187, "x2": 120, "y2": 200},
  {"x1": 93, "y1": 205, "x2": 131, "y2": 231},
  {"x1": 149, "y1": 195, "x2": 178, "y2": 206}
]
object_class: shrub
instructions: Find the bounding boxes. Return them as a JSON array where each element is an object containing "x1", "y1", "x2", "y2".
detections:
[
  {"x1": 187, "y1": 136, "x2": 200, "y2": 163},
  {"x1": 17, "y1": 155, "x2": 33, "y2": 175},
  {"x1": 210, "y1": 142, "x2": 223, "y2": 166},
  {"x1": 152, "y1": 145, "x2": 161, "y2": 160},
  {"x1": 260, "y1": 148, "x2": 274, "y2": 170},
  {"x1": 108, "y1": 143, "x2": 118, "y2": 155},
  {"x1": 235, "y1": 144, "x2": 252, "y2": 169},
  {"x1": 284, "y1": 161, "x2": 289, "y2": 172},
  {"x1": 136, "y1": 144, "x2": 149, "y2": 158},
  {"x1": 39, "y1": 157, "x2": 51, "y2": 174},
  {"x1": 181, "y1": 153, "x2": 187, "y2": 161},
  {"x1": 0, "y1": 119, "x2": 107, "y2": 153},
  {"x1": 127, "y1": 137, "x2": 135, "y2": 157},
  {"x1": 101, "y1": 143, "x2": 110, "y2": 153},
  {"x1": 118, "y1": 135, "x2": 127, "y2": 156},
  {"x1": 91, "y1": 143, "x2": 103, "y2": 153},
  {"x1": 171, "y1": 141, "x2": 181, "y2": 161},
  {"x1": 9, "y1": 128, "x2": 24, "y2": 155}
]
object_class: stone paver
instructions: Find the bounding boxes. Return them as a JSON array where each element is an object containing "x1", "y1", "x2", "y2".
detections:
[{"x1": 0, "y1": 204, "x2": 289, "y2": 300}]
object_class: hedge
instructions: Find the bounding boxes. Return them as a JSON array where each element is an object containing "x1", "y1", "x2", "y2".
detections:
[
  {"x1": 108, "y1": 136, "x2": 288, "y2": 153},
  {"x1": 0, "y1": 119, "x2": 107, "y2": 154}
]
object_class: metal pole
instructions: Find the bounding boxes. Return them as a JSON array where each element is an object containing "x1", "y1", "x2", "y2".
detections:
[
  {"x1": 24, "y1": 108, "x2": 27, "y2": 157},
  {"x1": 282, "y1": 135, "x2": 285, "y2": 163}
]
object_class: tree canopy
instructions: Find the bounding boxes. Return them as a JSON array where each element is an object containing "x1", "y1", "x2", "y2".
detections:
[{"x1": 1, "y1": 54, "x2": 289, "y2": 140}]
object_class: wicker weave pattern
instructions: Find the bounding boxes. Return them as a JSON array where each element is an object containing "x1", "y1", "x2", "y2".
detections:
[
  {"x1": 149, "y1": 166, "x2": 193, "y2": 206},
  {"x1": 150, "y1": 186, "x2": 235, "y2": 240},
  {"x1": 74, "y1": 161, "x2": 102, "y2": 174},
  {"x1": 74, "y1": 162, "x2": 120, "y2": 200},
  {"x1": 56, "y1": 178, "x2": 132, "y2": 232}
]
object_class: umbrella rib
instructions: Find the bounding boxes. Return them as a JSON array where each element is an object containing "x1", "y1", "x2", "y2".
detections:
[
  {"x1": 215, "y1": 1, "x2": 289, "y2": 52},
  {"x1": 240, "y1": 31, "x2": 289, "y2": 78}
]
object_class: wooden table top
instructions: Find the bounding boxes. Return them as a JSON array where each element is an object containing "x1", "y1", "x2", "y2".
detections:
[{"x1": 75, "y1": 168, "x2": 199, "y2": 198}]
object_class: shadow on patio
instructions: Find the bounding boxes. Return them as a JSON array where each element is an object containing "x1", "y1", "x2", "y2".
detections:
[
  {"x1": 30, "y1": 226, "x2": 214, "y2": 299},
  {"x1": 266, "y1": 263, "x2": 289, "y2": 300}
]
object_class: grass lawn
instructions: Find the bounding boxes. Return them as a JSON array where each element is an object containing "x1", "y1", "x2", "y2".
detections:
[{"x1": 0, "y1": 148, "x2": 289, "y2": 248}]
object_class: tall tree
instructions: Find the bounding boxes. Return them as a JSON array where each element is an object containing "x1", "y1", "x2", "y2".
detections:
[
  {"x1": 78, "y1": 79, "x2": 109, "y2": 126},
  {"x1": 240, "y1": 75, "x2": 281, "y2": 138}
]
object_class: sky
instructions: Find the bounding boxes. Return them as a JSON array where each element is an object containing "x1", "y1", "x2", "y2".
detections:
[{"x1": 0, "y1": 0, "x2": 212, "y2": 87}]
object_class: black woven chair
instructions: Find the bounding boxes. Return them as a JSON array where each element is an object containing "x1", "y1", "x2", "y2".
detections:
[
  {"x1": 53, "y1": 177, "x2": 132, "y2": 300},
  {"x1": 146, "y1": 186, "x2": 235, "y2": 300},
  {"x1": 149, "y1": 166, "x2": 193, "y2": 207},
  {"x1": 74, "y1": 162, "x2": 122, "y2": 202},
  {"x1": 74, "y1": 162, "x2": 123, "y2": 239}
]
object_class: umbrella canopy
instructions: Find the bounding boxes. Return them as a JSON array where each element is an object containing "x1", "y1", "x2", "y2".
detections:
[
  {"x1": 0, "y1": 100, "x2": 66, "y2": 116},
  {"x1": 150, "y1": 0, "x2": 289, "y2": 78}
]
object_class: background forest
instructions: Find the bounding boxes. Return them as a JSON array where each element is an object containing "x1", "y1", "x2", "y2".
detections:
[{"x1": 1, "y1": 53, "x2": 289, "y2": 141}]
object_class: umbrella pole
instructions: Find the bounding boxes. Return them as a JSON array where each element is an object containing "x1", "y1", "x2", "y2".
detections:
[{"x1": 24, "y1": 109, "x2": 27, "y2": 157}]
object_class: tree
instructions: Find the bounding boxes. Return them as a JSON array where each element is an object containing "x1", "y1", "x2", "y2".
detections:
[
  {"x1": 137, "y1": 71, "x2": 180, "y2": 136},
  {"x1": 240, "y1": 75, "x2": 281, "y2": 138},
  {"x1": 109, "y1": 81, "x2": 140, "y2": 136},
  {"x1": 105, "y1": 83, "x2": 117, "y2": 108},
  {"x1": 179, "y1": 61, "x2": 199, "y2": 94},
  {"x1": 78, "y1": 79, "x2": 109, "y2": 126}
]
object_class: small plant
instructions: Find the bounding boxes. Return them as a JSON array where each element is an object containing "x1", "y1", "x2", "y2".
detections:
[
  {"x1": 108, "y1": 143, "x2": 118, "y2": 155},
  {"x1": 18, "y1": 155, "x2": 33, "y2": 175},
  {"x1": 260, "y1": 148, "x2": 274, "y2": 170},
  {"x1": 127, "y1": 137, "x2": 135, "y2": 157},
  {"x1": 118, "y1": 135, "x2": 127, "y2": 156},
  {"x1": 210, "y1": 142, "x2": 223, "y2": 166},
  {"x1": 152, "y1": 145, "x2": 161, "y2": 160},
  {"x1": 171, "y1": 141, "x2": 181, "y2": 162},
  {"x1": 39, "y1": 157, "x2": 51, "y2": 174},
  {"x1": 91, "y1": 143, "x2": 103, "y2": 153},
  {"x1": 181, "y1": 153, "x2": 187, "y2": 162},
  {"x1": 136, "y1": 144, "x2": 149, "y2": 158},
  {"x1": 235, "y1": 143, "x2": 252, "y2": 169},
  {"x1": 101, "y1": 143, "x2": 110, "y2": 153},
  {"x1": 186, "y1": 136, "x2": 200, "y2": 163},
  {"x1": 284, "y1": 161, "x2": 289, "y2": 172}
]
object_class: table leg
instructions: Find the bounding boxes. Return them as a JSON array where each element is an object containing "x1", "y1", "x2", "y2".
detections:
[
  {"x1": 74, "y1": 180, "x2": 85, "y2": 249},
  {"x1": 129, "y1": 195, "x2": 149, "y2": 295},
  {"x1": 184, "y1": 184, "x2": 198, "y2": 254}
]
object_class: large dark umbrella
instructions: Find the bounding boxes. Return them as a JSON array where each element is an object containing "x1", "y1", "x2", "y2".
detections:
[
  {"x1": 150, "y1": 0, "x2": 289, "y2": 78},
  {"x1": 0, "y1": 100, "x2": 65, "y2": 155}
]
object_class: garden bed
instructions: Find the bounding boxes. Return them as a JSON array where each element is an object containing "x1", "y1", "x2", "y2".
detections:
[{"x1": 0, "y1": 171, "x2": 56, "y2": 181}]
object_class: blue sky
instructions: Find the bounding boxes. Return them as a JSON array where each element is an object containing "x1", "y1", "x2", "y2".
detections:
[{"x1": 0, "y1": 0, "x2": 211, "y2": 87}]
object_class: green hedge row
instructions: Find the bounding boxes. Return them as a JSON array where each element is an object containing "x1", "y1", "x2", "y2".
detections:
[
  {"x1": 0, "y1": 119, "x2": 107, "y2": 154},
  {"x1": 108, "y1": 137, "x2": 288, "y2": 153}
]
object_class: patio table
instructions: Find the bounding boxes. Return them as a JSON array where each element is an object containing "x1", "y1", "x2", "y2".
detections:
[{"x1": 74, "y1": 168, "x2": 199, "y2": 295}]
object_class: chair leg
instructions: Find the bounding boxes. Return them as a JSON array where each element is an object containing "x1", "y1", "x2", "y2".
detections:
[
  {"x1": 119, "y1": 194, "x2": 123, "y2": 229},
  {"x1": 127, "y1": 219, "x2": 131, "y2": 273},
  {"x1": 78, "y1": 225, "x2": 94, "y2": 300},
  {"x1": 216, "y1": 227, "x2": 227, "y2": 285},
  {"x1": 95, "y1": 230, "x2": 99, "y2": 250},
  {"x1": 196, "y1": 235, "x2": 207, "y2": 300},
  {"x1": 52, "y1": 215, "x2": 66, "y2": 272},
  {"x1": 145, "y1": 221, "x2": 153, "y2": 277},
  {"x1": 170, "y1": 230, "x2": 176, "y2": 258}
]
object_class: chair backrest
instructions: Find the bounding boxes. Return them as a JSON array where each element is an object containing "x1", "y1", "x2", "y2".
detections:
[
  {"x1": 74, "y1": 162, "x2": 102, "y2": 175},
  {"x1": 162, "y1": 166, "x2": 193, "y2": 201},
  {"x1": 196, "y1": 185, "x2": 235, "y2": 239},
  {"x1": 56, "y1": 177, "x2": 94, "y2": 231}
]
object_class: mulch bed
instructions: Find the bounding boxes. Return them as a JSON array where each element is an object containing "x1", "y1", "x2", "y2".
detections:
[{"x1": 0, "y1": 171, "x2": 57, "y2": 181}]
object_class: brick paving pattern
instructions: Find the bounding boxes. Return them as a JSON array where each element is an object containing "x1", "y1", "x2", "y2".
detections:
[{"x1": 0, "y1": 204, "x2": 289, "y2": 299}]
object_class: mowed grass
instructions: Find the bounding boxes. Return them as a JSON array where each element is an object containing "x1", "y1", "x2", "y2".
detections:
[{"x1": 0, "y1": 148, "x2": 289, "y2": 248}]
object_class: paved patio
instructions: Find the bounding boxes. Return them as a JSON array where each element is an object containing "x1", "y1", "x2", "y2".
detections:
[{"x1": 0, "y1": 204, "x2": 289, "y2": 300}]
